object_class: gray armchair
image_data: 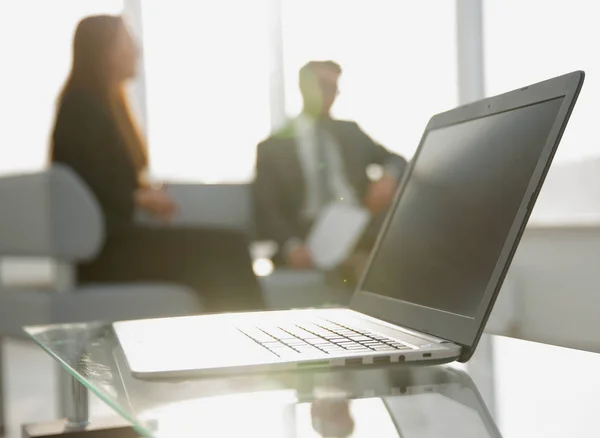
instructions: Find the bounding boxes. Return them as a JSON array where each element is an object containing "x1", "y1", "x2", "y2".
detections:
[{"x1": 0, "y1": 165, "x2": 203, "y2": 429}]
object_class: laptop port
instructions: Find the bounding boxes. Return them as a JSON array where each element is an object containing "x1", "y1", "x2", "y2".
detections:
[
  {"x1": 345, "y1": 358, "x2": 363, "y2": 366},
  {"x1": 398, "y1": 355, "x2": 406, "y2": 362},
  {"x1": 373, "y1": 356, "x2": 391, "y2": 364},
  {"x1": 423, "y1": 353, "x2": 432, "y2": 358}
]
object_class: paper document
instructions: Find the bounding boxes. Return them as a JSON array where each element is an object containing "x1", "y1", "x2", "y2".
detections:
[{"x1": 307, "y1": 202, "x2": 371, "y2": 270}]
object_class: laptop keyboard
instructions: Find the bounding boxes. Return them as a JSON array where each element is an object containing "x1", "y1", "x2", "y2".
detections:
[{"x1": 238, "y1": 319, "x2": 412, "y2": 358}]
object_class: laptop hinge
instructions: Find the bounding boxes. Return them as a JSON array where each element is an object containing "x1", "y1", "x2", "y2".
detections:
[{"x1": 366, "y1": 314, "x2": 454, "y2": 344}]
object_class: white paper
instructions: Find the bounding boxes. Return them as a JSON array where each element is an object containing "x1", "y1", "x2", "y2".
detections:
[{"x1": 307, "y1": 202, "x2": 371, "y2": 270}]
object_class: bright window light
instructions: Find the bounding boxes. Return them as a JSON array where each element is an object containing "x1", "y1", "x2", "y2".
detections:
[
  {"x1": 484, "y1": 0, "x2": 600, "y2": 164},
  {"x1": 142, "y1": 1, "x2": 271, "y2": 183},
  {"x1": 0, "y1": 0, "x2": 123, "y2": 175}
]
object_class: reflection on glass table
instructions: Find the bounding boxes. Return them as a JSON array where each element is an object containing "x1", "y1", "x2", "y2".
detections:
[{"x1": 25, "y1": 322, "x2": 499, "y2": 437}]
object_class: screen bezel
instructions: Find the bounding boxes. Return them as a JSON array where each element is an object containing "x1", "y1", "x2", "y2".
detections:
[{"x1": 350, "y1": 71, "x2": 584, "y2": 361}]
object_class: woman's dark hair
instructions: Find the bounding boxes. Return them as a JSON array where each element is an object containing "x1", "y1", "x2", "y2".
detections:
[{"x1": 55, "y1": 15, "x2": 147, "y2": 173}]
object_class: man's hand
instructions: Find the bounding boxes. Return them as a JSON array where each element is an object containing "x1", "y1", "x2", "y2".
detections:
[
  {"x1": 288, "y1": 245, "x2": 314, "y2": 269},
  {"x1": 364, "y1": 174, "x2": 398, "y2": 215}
]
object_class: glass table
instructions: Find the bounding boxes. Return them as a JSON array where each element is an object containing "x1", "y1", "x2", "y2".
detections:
[{"x1": 22, "y1": 321, "x2": 600, "y2": 437}]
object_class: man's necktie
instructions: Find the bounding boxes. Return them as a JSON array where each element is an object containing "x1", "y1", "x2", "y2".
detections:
[{"x1": 314, "y1": 120, "x2": 333, "y2": 208}]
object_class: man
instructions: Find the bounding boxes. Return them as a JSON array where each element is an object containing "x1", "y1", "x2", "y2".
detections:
[{"x1": 254, "y1": 60, "x2": 407, "y2": 272}]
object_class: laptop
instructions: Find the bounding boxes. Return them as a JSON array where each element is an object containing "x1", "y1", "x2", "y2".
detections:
[{"x1": 114, "y1": 71, "x2": 584, "y2": 379}]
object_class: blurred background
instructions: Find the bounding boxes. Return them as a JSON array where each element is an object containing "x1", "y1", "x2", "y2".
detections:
[
  {"x1": 1, "y1": 1, "x2": 600, "y2": 437},
  {"x1": 2, "y1": 1, "x2": 599, "y2": 180}
]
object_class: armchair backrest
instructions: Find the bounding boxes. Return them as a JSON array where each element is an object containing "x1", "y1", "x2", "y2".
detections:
[
  {"x1": 138, "y1": 183, "x2": 256, "y2": 236},
  {"x1": 0, "y1": 164, "x2": 105, "y2": 261}
]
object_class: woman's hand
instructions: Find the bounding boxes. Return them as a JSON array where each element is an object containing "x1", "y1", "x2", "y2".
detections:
[{"x1": 135, "y1": 187, "x2": 177, "y2": 223}]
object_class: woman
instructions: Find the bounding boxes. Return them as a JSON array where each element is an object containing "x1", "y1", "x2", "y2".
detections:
[{"x1": 51, "y1": 15, "x2": 264, "y2": 312}]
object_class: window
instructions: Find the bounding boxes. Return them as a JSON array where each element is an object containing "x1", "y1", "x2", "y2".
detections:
[
  {"x1": 281, "y1": 0, "x2": 458, "y2": 160},
  {"x1": 484, "y1": 0, "x2": 599, "y2": 164},
  {"x1": 141, "y1": 0, "x2": 272, "y2": 183},
  {"x1": 0, "y1": 0, "x2": 123, "y2": 175}
]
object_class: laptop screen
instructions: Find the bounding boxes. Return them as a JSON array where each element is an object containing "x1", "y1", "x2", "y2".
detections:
[{"x1": 362, "y1": 97, "x2": 564, "y2": 318}]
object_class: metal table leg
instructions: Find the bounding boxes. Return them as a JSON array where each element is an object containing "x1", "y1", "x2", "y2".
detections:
[
  {"x1": 59, "y1": 372, "x2": 89, "y2": 431},
  {"x1": 22, "y1": 367, "x2": 136, "y2": 438}
]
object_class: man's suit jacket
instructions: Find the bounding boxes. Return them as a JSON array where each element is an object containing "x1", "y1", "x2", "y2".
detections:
[{"x1": 253, "y1": 119, "x2": 407, "y2": 249}]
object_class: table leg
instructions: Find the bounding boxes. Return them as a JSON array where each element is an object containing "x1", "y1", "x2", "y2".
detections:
[
  {"x1": 60, "y1": 371, "x2": 89, "y2": 431},
  {"x1": 22, "y1": 368, "x2": 137, "y2": 438}
]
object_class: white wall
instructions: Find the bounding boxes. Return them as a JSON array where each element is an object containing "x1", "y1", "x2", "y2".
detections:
[
  {"x1": 489, "y1": 225, "x2": 600, "y2": 353},
  {"x1": 486, "y1": 158, "x2": 600, "y2": 349},
  {"x1": 531, "y1": 159, "x2": 600, "y2": 224}
]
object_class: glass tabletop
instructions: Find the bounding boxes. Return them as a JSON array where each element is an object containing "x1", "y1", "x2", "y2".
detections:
[
  {"x1": 25, "y1": 321, "x2": 600, "y2": 437},
  {"x1": 25, "y1": 321, "x2": 502, "y2": 437}
]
